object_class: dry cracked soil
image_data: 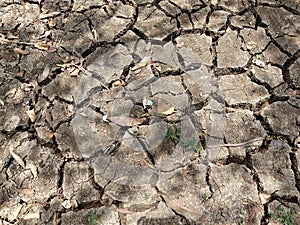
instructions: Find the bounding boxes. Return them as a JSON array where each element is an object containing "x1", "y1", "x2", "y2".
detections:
[{"x1": 0, "y1": 0, "x2": 300, "y2": 224}]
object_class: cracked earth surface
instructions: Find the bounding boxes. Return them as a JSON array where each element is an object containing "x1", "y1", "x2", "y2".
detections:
[{"x1": 0, "y1": 0, "x2": 300, "y2": 224}]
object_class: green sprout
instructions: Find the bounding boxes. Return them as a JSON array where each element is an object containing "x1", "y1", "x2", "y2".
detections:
[
  {"x1": 164, "y1": 123, "x2": 181, "y2": 144},
  {"x1": 93, "y1": 127, "x2": 99, "y2": 133},
  {"x1": 184, "y1": 137, "x2": 200, "y2": 152},
  {"x1": 269, "y1": 205, "x2": 298, "y2": 225},
  {"x1": 88, "y1": 214, "x2": 101, "y2": 225},
  {"x1": 255, "y1": 54, "x2": 261, "y2": 60},
  {"x1": 144, "y1": 193, "x2": 151, "y2": 200}
]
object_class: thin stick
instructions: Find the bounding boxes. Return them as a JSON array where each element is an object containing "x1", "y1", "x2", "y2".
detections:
[{"x1": 206, "y1": 137, "x2": 265, "y2": 148}]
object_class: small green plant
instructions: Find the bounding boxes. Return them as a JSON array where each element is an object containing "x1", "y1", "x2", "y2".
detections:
[
  {"x1": 93, "y1": 127, "x2": 99, "y2": 133},
  {"x1": 184, "y1": 137, "x2": 200, "y2": 152},
  {"x1": 255, "y1": 54, "x2": 261, "y2": 60},
  {"x1": 88, "y1": 214, "x2": 101, "y2": 225},
  {"x1": 144, "y1": 193, "x2": 151, "y2": 200},
  {"x1": 202, "y1": 194, "x2": 208, "y2": 200},
  {"x1": 238, "y1": 207, "x2": 245, "y2": 214},
  {"x1": 133, "y1": 130, "x2": 141, "y2": 137},
  {"x1": 269, "y1": 205, "x2": 298, "y2": 225},
  {"x1": 164, "y1": 123, "x2": 181, "y2": 144}
]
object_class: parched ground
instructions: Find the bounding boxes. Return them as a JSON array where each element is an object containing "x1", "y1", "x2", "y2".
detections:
[{"x1": 0, "y1": 0, "x2": 300, "y2": 224}]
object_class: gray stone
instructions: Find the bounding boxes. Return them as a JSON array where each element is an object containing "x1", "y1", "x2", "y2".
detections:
[
  {"x1": 276, "y1": 35, "x2": 300, "y2": 55},
  {"x1": 170, "y1": 0, "x2": 200, "y2": 10},
  {"x1": 225, "y1": 109, "x2": 266, "y2": 146},
  {"x1": 191, "y1": 7, "x2": 210, "y2": 29},
  {"x1": 219, "y1": 73, "x2": 270, "y2": 105},
  {"x1": 63, "y1": 161, "x2": 100, "y2": 203},
  {"x1": 261, "y1": 102, "x2": 300, "y2": 138},
  {"x1": 87, "y1": 44, "x2": 132, "y2": 84},
  {"x1": 157, "y1": 163, "x2": 210, "y2": 220},
  {"x1": 42, "y1": 73, "x2": 80, "y2": 102},
  {"x1": 240, "y1": 27, "x2": 270, "y2": 54},
  {"x1": 150, "y1": 76, "x2": 184, "y2": 95},
  {"x1": 158, "y1": 163, "x2": 262, "y2": 224},
  {"x1": 176, "y1": 34, "x2": 213, "y2": 65},
  {"x1": 218, "y1": 0, "x2": 254, "y2": 12},
  {"x1": 252, "y1": 140, "x2": 298, "y2": 197},
  {"x1": 263, "y1": 43, "x2": 288, "y2": 66},
  {"x1": 207, "y1": 164, "x2": 262, "y2": 225},
  {"x1": 0, "y1": 3, "x2": 39, "y2": 30},
  {"x1": 251, "y1": 65, "x2": 284, "y2": 88},
  {"x1": 178, "y1": 13, "x2": 193, "y2": 29},
  {"x1": 135, "y1": 6, "x2": 177, "y2": 39},
  {"x1": 257, "y1": 6, "x2": 300, "y2": 37},
  {"x1": 25, "y1": 146, "x2": 61, "y2": 200},
  {"x1": 72, "y1": 0, "x2": 106, "y2": 11},
  {"x1": 51, "y1": 13, "x2": 92, "y2": 54},
  {"x1": 83, "y1": 2, "x2": 135, "y2": 42},
  {"x1": 55, "y1": 124, "x2": 82, "y2": 159},
  {"x1": 158, "y1": 1, "x2": 181, "y2": 15},
  {"x1": 230, "y1": 11, "x2": 256, "y2": 29},
  {"x1": 47, "y1": 100, "x2": 72, "y2": 129},
  {"x1": 50, "y1": 196, "x2": 63, "y2": 212},
  {"x1": 217, "y1": 29, "x2": 249, "y2": 68},
  {"x1": 207, "y1": 11, "x2": 230, "y2": 32}
]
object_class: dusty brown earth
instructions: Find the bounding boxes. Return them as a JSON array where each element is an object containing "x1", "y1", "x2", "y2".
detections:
[{"x1": 0, "y1": 0, "x2": 300, "y2": 224}]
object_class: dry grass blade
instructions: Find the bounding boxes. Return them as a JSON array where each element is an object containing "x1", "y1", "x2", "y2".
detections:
[
  {"x1": 109, "y1": 116, "x2": 146, "y2": 127},
  {"x1": 9, "y1": 147, "x2": 26, "y2": 169},
  {"x1": 14, "y1": 48, "x2": 30, "y2": 55},
  {"x1": 115, "y1": 208, "x2": 133, "y2": 214}
]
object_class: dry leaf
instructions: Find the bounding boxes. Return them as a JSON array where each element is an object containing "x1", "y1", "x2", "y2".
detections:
[
  {"x1": 16, "y1": 188, "x2": 35, "y2": 197},
  {"x1": 26, "y1": 109, "x2": 36, "y2": 122},
  {"x1": 34, "y1": 42, "x2": 50, "y2": 51},
  {"x1": 246, "y1": 41, "x2": 257, "y2": 50},
  {"x1": 0, "y1": 99, "x2": 4, "y2": 106},
  {"x1": 131, "y1": 56, "x2": 151, "y2": 71},
  {"x1": 23, "y1": 212, "x2": 40, "y2": 220},
  {"x1": 27, "y1": 163, "x2": 38, "y2": 179},
  {"x1": 40, "y1": 65, "x2": 50, "y2": 81},
  {"x1": 8, "y1": 204, "x2": 23, "y2": 222},
  {"x1": 291, "y1": 89, "x2": 300, "y2": 97},
  {"x1": 161, "y1": 107, "x2": 175, "y2": 115},
  {"x1": 109, "y1": 117, "x2": 146, "y2": 127},
  {"x1": 5, "y1": 88, "x2": 17, "y2": 98},
  {"x1": 47, "y1": 46, "x2": 57, "y2": 53},
  {"x1": 14, "y1": 48, "x2": 29, "y2": 55},
  {"x1": 253, "y1": 59, "x2": 265, "y2": 67},
  {"x1": 112, "y1": 80, "x2": 125, "y2": 87},
  {"x1": 37, "y1": 30, "x2": 51, "y2": 39},
  {"x1": 115, "y1": 208, "x2": 133, "y2": 214},
  {"x1": 39, "y1": 12, "x2": 60, "y2": 19},
  {"x1": 62, "y1": 199, "x2": 78, "y2": 209},
  {"x1": 259, "y1": 101, "x2": 269, "y2": 110},
  {"x1": 259, "y1": 193, "x2": 271, "y2": 204},
  {"x1": 10, "y1": 148, "x2": 26, "y2": 169}
]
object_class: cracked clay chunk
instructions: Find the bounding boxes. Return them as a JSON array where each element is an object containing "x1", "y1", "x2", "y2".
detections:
[
  {"x1": 219, "y1": 73, "x2": 269, "y2": 105},
  {"x1": 261, "y1": 102, "x2": 300, "y2": 137},
  {"x1": 217, "y1": 28, "x2": 249, "y2": 68},
  {"x1": 252, "y1": 140, "x2": 298, "y2": 197}
]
